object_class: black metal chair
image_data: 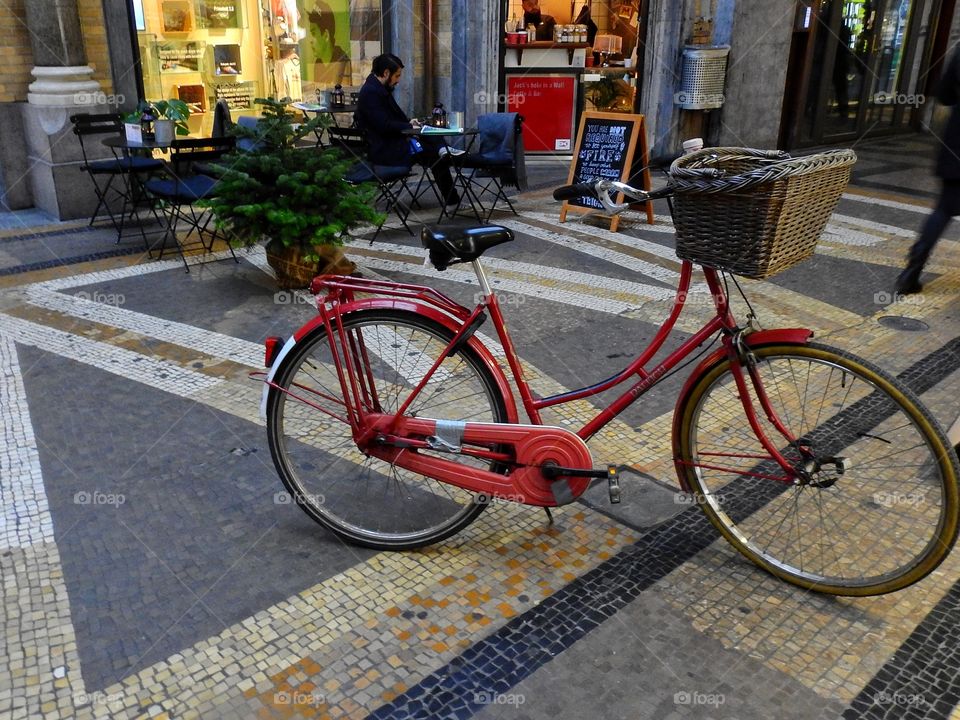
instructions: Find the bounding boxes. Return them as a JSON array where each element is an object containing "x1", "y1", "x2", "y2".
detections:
[
  {"x1": 143, "y1": 136, "x2": 237, "y2": 271},
  {"x1": 328, "y1": 127, "x2": 416, "y2": 242},
  {"x1": 71, "y1": 112, "x2": 165, "y2": 244},
  {"x1": 455, "y1": 113, "x2": 527, "y2": 221}
]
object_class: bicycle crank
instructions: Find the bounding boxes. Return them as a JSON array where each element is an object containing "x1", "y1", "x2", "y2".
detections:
[{"x1": 361, "y1": 414, "x2": 597, "y2": 507}]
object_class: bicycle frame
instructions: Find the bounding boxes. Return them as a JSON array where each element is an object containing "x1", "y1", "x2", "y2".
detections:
[{"x1": 278, "y1": 255, "x2": 813, "y2": 487}]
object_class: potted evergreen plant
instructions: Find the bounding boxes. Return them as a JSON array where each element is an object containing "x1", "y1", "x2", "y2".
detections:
[{"x1": 202, "y1": 97, "x2": 383, "y2": 288}]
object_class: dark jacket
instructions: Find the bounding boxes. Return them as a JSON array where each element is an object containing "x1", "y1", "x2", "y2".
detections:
[
  {"x1": 936, "y1": 49, "x2": 960, "y2": 179},
  {"x1": 354, "y1": 73, "x2": 413, "y2": 167}
]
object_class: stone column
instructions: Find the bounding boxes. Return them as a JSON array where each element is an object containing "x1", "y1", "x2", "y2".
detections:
[
  {"x1": 21, "y1": 0, "x2": 111, "y2": 219},
  {"x1": 25, "y1": 0, "x2": 101, "y2": 107}
]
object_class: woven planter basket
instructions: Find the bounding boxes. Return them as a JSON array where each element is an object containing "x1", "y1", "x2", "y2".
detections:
[
  {"x1": 667, "y1": 147, "x2": 857, "y2": 279},
  {"x1": 265, "y1": 239, "x2": 356, "y2": 290}
]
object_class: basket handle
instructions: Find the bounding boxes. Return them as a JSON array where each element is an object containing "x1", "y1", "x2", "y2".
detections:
[
  {"x1": 668, "y1": 147, "x2": 790, "y2": 181},
  {"x1": 668, "y1": 148, "x2": 856, "y2": 194}
]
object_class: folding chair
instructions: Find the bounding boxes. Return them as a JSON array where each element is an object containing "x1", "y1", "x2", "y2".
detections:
[
  {"x1": 71, "y1": 112, "x2": 165, "y2": 244},
  {"x1": 143, "y1": 136, "x2": 238, "y2": 272},
  {"x1": 456, "y1": 113, "x2": 527, "y2": 221},
  {"x1": 328, "y1": 127, "x2": 416, "y2": 242}
]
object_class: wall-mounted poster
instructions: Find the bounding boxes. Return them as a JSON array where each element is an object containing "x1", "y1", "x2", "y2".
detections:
[
  {"x1": 198, "y1": 0, "x2": 240, "y2": 29},
  {"x1": 213, "y1": 44, "x2": 242, "y2": 75},
  {"x1": 157, "y1": 41, "x2": 204, "y2": 73},
  {"x1": 161, "y1": 0, "x2": 193, "y2": 31},
  {"x1": 176, "y1": 84, "x2": 206, "y2": 113},
  {"x1": 215, "y1": 81, "x2": 256, "y2": 110}
]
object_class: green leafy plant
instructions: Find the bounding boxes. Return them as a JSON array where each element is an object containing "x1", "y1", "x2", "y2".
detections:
[
  {"x1": 153, "y1": 98, "x2": 191, "y2": 135},
  {"x1": 122, "y1": 99, "x2": 191, "y2": 135},
  {"x1": 202, "y1": 97, "x2": 384, "y2": 261},
  {"x1": 121, "y1": 100, "x2": 152, "y2": 124}
]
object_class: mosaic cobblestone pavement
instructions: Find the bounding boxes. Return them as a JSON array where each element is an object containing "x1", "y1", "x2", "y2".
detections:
[{"x1": 4, "y1": 142, "x2": 960, "y2": 719}]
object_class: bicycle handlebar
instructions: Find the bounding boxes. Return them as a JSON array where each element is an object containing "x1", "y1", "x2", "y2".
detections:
[
  {"x1": 553, "y1": 179, "x2": 671, "y2": 215},
  {"x1": 552, "y1": 183, "x2": 597, "y2": 201}
]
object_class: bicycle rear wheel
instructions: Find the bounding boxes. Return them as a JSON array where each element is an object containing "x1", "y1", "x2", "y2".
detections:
[
  {"x1": 266, "y1": 309, "x2": 508, "y2": 549},
  {"x1": 675, "y1": 342, "x2": 959, "y2": 596}
]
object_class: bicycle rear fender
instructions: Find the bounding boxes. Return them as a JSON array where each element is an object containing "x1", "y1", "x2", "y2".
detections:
[
  {"x1": 670, "y1": 328, "x2": 813, "y2": 491},
  {"x1": 261, "y1": 298, "x2": 520, "y2": 423}
]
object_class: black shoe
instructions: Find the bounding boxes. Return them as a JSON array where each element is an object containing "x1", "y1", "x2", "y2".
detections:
[
  {"x1": 444, "y1": 192, "x2": 461, "y2": 207},
  {"x1": 894, "y1": 267, "x2": 924, "y2": 296}
]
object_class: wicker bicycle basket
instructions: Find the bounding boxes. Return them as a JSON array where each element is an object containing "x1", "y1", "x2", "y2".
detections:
[{"x1": 667, "y1": 147, "x2": 857, "y2": 279}]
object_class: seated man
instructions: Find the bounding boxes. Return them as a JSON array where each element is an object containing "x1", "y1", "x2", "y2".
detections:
[{"x1": 354, "y1": 53, "x2": 459, "y2": 206}]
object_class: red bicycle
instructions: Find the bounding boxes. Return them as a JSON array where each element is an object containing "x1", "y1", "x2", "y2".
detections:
[{"x1": 261, "y1": 160, "x2": 959, "y2": 596}]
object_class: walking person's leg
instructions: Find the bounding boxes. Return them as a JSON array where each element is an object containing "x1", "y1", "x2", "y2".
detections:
[{"x1": 896, "y1": 179, "x2": 960, "y2": 294}]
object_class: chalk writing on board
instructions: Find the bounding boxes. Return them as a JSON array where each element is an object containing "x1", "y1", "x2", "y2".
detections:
[{"x1": 569, "y1": 119, "x2": 633, "y2": 209}]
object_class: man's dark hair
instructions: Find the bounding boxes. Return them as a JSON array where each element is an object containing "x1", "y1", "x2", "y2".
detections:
[{"x1": 372, "y1": 53, "x2": 404, "y2": 77}]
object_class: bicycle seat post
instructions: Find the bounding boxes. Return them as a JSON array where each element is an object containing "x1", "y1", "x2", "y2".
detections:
[{"x1": 471, "y1": 259, "x2": 493, "y2": 302}]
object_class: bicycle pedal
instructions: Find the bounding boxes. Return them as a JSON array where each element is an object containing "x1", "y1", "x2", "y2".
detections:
[{"x1": 607, "y1": 465, "x2": 621, "y2": 504}]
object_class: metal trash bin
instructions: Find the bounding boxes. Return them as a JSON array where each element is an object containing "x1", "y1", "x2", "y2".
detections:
[{"x1": 676, "y1": 45, "x2": 730, "y2": 110}]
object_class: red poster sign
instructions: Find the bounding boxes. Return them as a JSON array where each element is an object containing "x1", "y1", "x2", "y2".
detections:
[{"x1": 506, "y1": 74, "x2": 577, "y2": 153}]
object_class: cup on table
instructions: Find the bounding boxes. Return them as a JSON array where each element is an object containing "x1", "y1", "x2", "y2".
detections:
[{"x1": 448, "y1": 111, "x2": 464, "y2": 131}]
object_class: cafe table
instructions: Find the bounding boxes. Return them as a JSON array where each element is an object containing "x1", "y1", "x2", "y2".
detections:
[
  {"x1": 402, "y1": 126, "x2": 481, "y2": 222},
  {"x1": 100, "y1": 135, "x2": 170, "y2": 243},
  {"x1": 291, "y1": 102, "x2": 359, "y2": 147}
]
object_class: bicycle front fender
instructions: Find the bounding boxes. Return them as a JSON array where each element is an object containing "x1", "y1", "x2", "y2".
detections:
[
  {"x1": 670, "y1": 327, "x2": 813, "y2": 490},
  {"x1": 263, "y1": 298, "x2": 520, "y2": 424}
]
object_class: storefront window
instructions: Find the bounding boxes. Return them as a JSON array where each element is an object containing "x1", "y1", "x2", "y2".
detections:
[
  {"x1": 262, "y1": 0, "x2": 382, "y2": 102},
  {"x1": 133, "y1": 0, "x2": 382, "y2": 133}
]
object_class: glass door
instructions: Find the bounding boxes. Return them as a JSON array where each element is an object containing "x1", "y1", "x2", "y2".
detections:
[
  {"x1": 784, "y1": 0, "x2": 925, "y2": 147},
  {"x1": 863, "y1": 0, "x2": 914, "y2": 128}
]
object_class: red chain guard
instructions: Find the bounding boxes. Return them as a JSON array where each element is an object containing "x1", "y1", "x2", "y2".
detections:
[{"x1": 362, "y1": 415, "x2": 594, "y2": 507}]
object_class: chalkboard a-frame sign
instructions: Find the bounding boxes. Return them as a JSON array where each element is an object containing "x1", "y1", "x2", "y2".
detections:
[{"x1": 559, "y1": 111, "x2": 654, "y2": 232}]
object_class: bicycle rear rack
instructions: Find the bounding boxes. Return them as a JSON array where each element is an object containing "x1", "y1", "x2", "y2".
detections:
[{"x1": 309, "y1": 274, "x2": 472, "y2": 321}]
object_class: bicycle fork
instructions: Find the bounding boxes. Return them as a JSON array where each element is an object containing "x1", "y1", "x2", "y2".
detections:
[{"x1": 724, "y1": 327, "x2": 848, "y2": 485}]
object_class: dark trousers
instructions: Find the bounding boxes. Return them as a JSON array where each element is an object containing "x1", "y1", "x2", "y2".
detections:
[
  {"x1": 908, "y1": 179, "x2": 960, "y2": 268},
  {"x1": 412, "y1": 137, "x2": 457, "y2": 201}
]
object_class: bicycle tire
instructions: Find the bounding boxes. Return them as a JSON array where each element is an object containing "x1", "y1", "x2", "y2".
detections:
[
  {"x1": 266, "y1": 309, "x2": 509, "y2": 550},
  {"x1": 674, "y1": 341, "x2": 960, "y2": 596}
]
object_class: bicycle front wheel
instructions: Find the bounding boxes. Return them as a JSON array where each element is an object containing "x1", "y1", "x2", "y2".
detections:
[
  {"x1": 266, "y1": 309, "x2": 509, "y2": 550},
  {"x1": 675, "y1": 342, "x2": 959, "y2": 596}
]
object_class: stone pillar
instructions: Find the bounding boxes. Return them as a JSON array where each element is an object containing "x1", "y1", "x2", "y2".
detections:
[
  {"x1": 451, "y1": 0, "x2": 499, "y2": 130},
  {"x1": 21, "y1": 0, "x2": 112, "y2": 219}
]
